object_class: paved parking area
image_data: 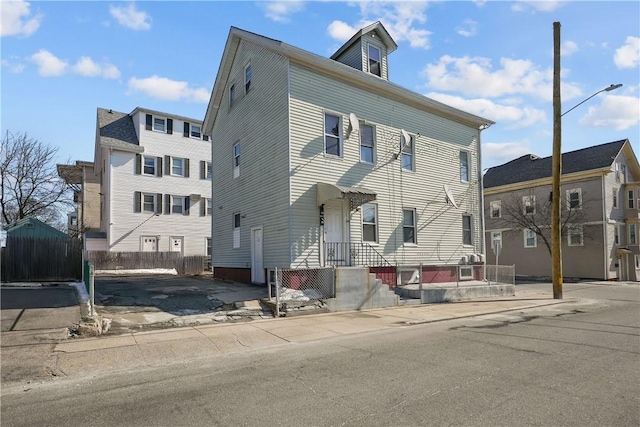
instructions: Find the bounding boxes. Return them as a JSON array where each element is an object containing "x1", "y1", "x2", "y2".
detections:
[{"x1": 1, "y1": 287, "x2": 81, "y2": 332}]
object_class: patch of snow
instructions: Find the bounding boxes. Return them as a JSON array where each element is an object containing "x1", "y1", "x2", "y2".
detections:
[
  {"x1": 278, "y1": 287, "x2": 324, "y2": 301},
  {"x1": 95, "y1": 268, "x2": 178, "y2": 275}
]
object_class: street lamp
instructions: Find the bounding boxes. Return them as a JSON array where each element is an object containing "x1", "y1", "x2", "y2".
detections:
[{"x1": 551, "y1": 22, "x2": 623, "y2": 299}]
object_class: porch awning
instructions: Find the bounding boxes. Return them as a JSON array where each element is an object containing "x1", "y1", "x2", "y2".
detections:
[
  {"x1": 616, "y1": 247, "x2": 632, "y2": 255},
  {"x1": 317, "y1": 182, "x2": 377, "y2": 210}
]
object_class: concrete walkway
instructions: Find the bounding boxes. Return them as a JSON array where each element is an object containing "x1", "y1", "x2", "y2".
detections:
[{"x1": 30, "y1": 286, "x2": 570, "y2": 387}]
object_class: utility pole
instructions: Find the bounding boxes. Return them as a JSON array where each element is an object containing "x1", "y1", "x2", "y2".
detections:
[{"x1": 551, "y1": 21, "x2": 563, "y2": 299}]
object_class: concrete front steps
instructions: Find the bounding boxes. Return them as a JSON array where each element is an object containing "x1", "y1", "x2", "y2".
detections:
[
  {"x1": 395, "y1": 280, "x2": 516, "y2": 303},
  {"x1": 325, "y1": 267, "x2": 398, "y2": 311}
]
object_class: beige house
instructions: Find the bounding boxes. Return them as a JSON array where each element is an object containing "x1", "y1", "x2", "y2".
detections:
[
  {"x1": 484, "y1": 139, "x2": 640, "y2": 281},
  {"x1": 57, "y1": 160, "x2": 101, "y2": 238},
  {"x1": 203, "y1": 22, "x2": 494, "y2": 284}
]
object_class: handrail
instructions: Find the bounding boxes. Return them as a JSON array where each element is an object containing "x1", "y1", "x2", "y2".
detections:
[{"x1": 325, "y1": 242, "x2": 393, "y2": 267}]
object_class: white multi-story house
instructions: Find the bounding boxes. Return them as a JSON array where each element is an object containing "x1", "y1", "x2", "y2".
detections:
[
  {"x1": 93, "y1": 107, "x2": 212, "y2": 256},
  {"x1": 202, "y1": 23, "x2": 494, "y2": 284}
]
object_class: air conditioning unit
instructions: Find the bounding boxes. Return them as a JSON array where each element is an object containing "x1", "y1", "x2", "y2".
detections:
[
  {"x1": 460, "y1": 255, "x2": 469, "y2": 264},
  {"x1": 477, "y1": 254, "x2": 485, "y2": 263},
  {"x1": 469, "y1": 254, "x2": 478, "y2": 264}
]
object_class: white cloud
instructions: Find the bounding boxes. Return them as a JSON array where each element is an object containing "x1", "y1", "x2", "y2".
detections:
[
  {"x1": 456, "y1": 19, "x2": 477, "y2": 38},
  {"x1": 483, "y1": 141, "x2": 532, "y2": 167},
  {"x1": 422, "y1": 55, "x2": 583, "y2": 101},
  {"x1": 261, "y1": 0, "x2": 304, "y2": 23},
  {"x1": 30, "y1": 49, "x2": 68, "y2": 76},
  {"x1": 614, "y1": 36, "x2": 640, "y2": 69},
  {"x1": 1, "y1": 0, "x2": 42, "y2": 37},
  {"x1": 426, "y1": 92, "x2": 546, "y2": 129},
  {"x1": 512, "y1": 1, "x2": 565, "y2": 13},
  {"x1": 127, "y1": 75, "x2": 210, "y2": 102},
  {"x1": 73, "y1": 56, "x2": 121, "y2": 79},
  {"x1": 327, "y1": 1, "x2": 432, "y2": 49},
  {"x1": 579, "y1": 94, "x2": 640, "y2": 131},
  {"x1": 109, "y1": 3, "x2": 151, "y2": 31},
  {"x1": 102, "y1": 64, "x2": 121, "y2": 79},
  {"x1": 562, "y1": 40, "x2": 579, "y2": 56},
  {"x1": 1, "y1": 58, "x2": 26, "y2": 73}
]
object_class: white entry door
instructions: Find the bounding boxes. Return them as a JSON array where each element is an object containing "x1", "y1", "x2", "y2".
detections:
[
  {"x1": 251, "y1": 226, "x2": 265, "y2": 284},
  {"x1": 142, "y1": 236, "x2": 157, "y2": 252},
  {"x1": 324, "y1": 201, "x2": 345, "y2": 264},
  {"x1": 170, "y1": 236, "x2": 183, "y2": 255}
]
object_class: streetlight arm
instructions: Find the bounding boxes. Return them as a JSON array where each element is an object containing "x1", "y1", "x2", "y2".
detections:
[{"x1": 561, "y1": 84, "x2": 623, "y2": 117}]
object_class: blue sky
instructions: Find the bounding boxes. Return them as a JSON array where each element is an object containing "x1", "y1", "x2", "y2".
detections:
[{"x1": 2, "y1": 0, "x2": 639, "y2": 170}]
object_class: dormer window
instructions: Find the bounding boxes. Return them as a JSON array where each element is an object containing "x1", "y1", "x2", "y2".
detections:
[{"x1": 368, "y1": 45, "x2": 381, "y2": 77}]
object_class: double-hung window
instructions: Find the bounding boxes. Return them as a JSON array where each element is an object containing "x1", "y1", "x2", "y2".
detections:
[
  {"x1": 523, "y1": 195, "x2": 535, "y2": 215},
  {"x1": 402, "y1": 209, "x2": 416, "y2": 244},
  {"x1": 143, "y1": 193, "x2": 156, "y2": 213},
  {"x1": 460, "y1": 151, "x2": 469, "y2": 182},
  {"x1": 614, "y1": 225, "x2": 620, "y2": 245},
  {"x1": 143, "y1": 156, "x2": 156, "y2": 176},
  {"x1": 233, "y1": 143, "x2": 240, "y2": 178},
  {"x1": 362, "y1": 203, "x2": 378, "y2": 243},
  {"x1": 490, "y1": 200, "x2": 501, "y2": 218},
  {"x1": 190, "y1": 124, "x2": 201, "y2": 139},
  {"x1": 172, "y1": 157, "x2": 185, "y2": 176},
  {"x1": 628, "y1": 190, "x2": 635, "y2": 209},
  {"x1": 568, "y1": 226, "x2": 583, "y2": 246},
  {"x1": 154, "y1": 117, "x2": 166, "y2": 132},
  {"x1": 206, "y1": 198, "x2": 213, "y2": 216},
  {"x1": 401, "y1": 134, "x2": 414, "y2": 171},
  {"x1": 613, "y1": 188, "x2": 618, "y2": 208},
  {"x1": 206, "y1": 238, "x2": 212, "y2": 257},
  {"x1": 145, "y1": 114, "x2": 172, "y2": 134},
  {"x1": 462, "y1": 214, "x2": 473, "y2": 246},
  {"x1": 244, "y1": 63, "x2": 251, "y2": 94},
  {"x1": 360, "y1": 123, "x2": 375, "y2": 164},
  {"x1": 368, "y1": 45, "x2": 381, "y2": 77},
  {"x1": 630, "y1": 224, "x2": 637, "y2": 245},
  {"x1": 566, "y1": 188, "x2": 582, "y2": 210},
  {"x1": 172, "y1": 196, "x2": 186, "y2": 214},
  {"x1": 324, "y1": 113, "x2": 341, "y2": 157},
  {"x1": 233, "y1": 213, "x2": 241, "y2": 248},
  {"x1": 524, "y1": 229, "x2": 537, "y2": 248}
]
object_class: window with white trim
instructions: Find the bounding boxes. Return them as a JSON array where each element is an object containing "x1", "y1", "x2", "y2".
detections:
[
  {"x1": 233, "y1": 213, "x2": 241, "y2": 249},
  {"x1": 143, "y1": 156, "x2": 157, "y2": 176},
  {"x1": 403, "y1": 209, "x2": 416, "y2": 244},
  {"x1": 614, "y1": 225, "x2": 620, "y2": 245},
  {"x1": 462, "y1": 214, "x2": 473, "y2": 246},
  {"x1": 630, "y1": 224, "x2": 637, "y2": 245},
  {"x1": 401, "y1": 134, "x2": 415, "y2": 171},
  {"x1": 206, "y1": 198, "x2": 213, "y2": 216},
  {"x1": 324, "y1": 113, "x2": 341, "y2": 157},
  {"x1": 172, "y1": 196, "x2": 186, "y2": 214},
  {"x1": 523, "y1": 195, "x2": 535, "y2": 215},
  {"x1": 244, "y1": 63, "x2": 251, "y2": 94},
  {"x1": 206, "y1": 162, "x2": 212, "y2": 180},
  {"x1": 171, "y1": 157, "x2": 186, "y2": 177},
  {"x1": 460, "y1": 151, "x2": 469, "y2": 182},
  {"x1": 143, "y1": 193, "x2": 157, "y2": 213},
  {"x1": 615, "y1": 162, "x2": 620, "y2": 182},
  {"x1": 233, "y1": 143, "x2": 240, "y2": 178},
  {"x1": 566, "y1": 188, "x2": 582, "y2": 210},
  {"x1": 360, "y1": 123, "x2": 375, "y2": 164},
  {"x1": 154, "y1": 117, "x2": 166, "y2": 132},
  {"x1": 361, "y1": 203, "x2": 377, "y2": 243},
  {"x1": 368, "y1": 44, "x2": 381, "y2": 77},
  {"x1": 206, "y1": 237, "x2": 212, "y2": 257},
  {"x1": 613, "y1": 188, "x2": 618, "y2": 209},
  {"x1": 628, "y1": 190, "x2": 635, "y2": 209},
  {"x1": 524, "y1": 229, "x2": 536, "y2": 248},
  {"x1": 621, "y1": 164, "x2": 627, "y2": 183},
  {"x1": 145, "y1": 114, "x2": 172, "y2": 134},
  {"x1": 190, "y1": 124, "x2": 201, "y2": 139},
  {"x1": 490, "y1": 200, "x2": 501, "y2": 218},
  {"x1": 568, "y1": 226, "x2": 583, "y2": 246}
]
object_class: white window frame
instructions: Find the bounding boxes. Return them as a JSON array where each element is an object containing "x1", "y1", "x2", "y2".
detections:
[
  {"x1": 621, "y1": 164, "x2": 627, "y2": 183},
  {"x1": 615, "y1": 162, "x2": 620, "y2": 182},
  {"x1": 402, "y1": 208, "x2": 417, "y2": 245},
  {"x1": 324, "y1": 112, "x2": 342, "y2": 157},
  {"x1": 143, "y1": 155, "x2": 156, "y2": 176},
  {"x1": 567, "y1": 226, "x2": 584, "y2": 246},
  {"x1": 361, "y1": 203, "x2": 378, "y2": 243},
  {"x1": 524, "y1": 229, "x2": 537, "y2": 248},
  {"x1": 233, "y1": 213, "x2": 241, "y2": 249},
  {"x1": 460, "y1": 151, "x2": 469, "y2": 183},
  {"x1": 205, "y1": 237, "x2": 212, "y2": 257},
  {"x1": 142, "y1": 193, "x2": 157, "y2": 213},
  {"x1": 490, "y1": 200, "x2": 501, "y2": 218},
  {"x1": 190, "y1": 124, "x2": 202, "y2": 139},
  {"x1": 244, "y1": 63, "x2": 251, "y2": 94},
  {"x1": 613, "y1": 188, "x2": 618, "y2": 209},
  {"x1": 233, "y1": 143, "x2": 240, "y2": 178},
  {"x1": 171, "y1": 157, "x2": 186, "y2": 177},
  {"x1": 523, "y1": 195, "x2": 536, "y2": 215},
  {"x1": 401, "y1": 133, "x2": 415, "y2": 172},
  {"x1": 172, "y1": 196, "x2": 186, "y2": 215},
  {"x1": 153, "y1": 116, "x2": 166, "y2": 133},
  {"x1": 628, "y1": 190, "x2": 635, "y2": 209},
  {"x1": 614, "y1": 225, "x2": 620, "y2": 245},
  {"x1": 359, "y1": 122, "x2": 376, "y2": 164},
  {"x1": 368, "y1": 44, "x2": 381, "y2": 77},
  {"x1": 566, "y1": 188, "x2": 582, "y2": 210},
  {"x1": 206, "y1": 161, "x2": 212, "y2": 180},
  {"x1": 206, "y1": 198, "x2": 213, "y2": 216},
  {"x1": 462, "y1": 214, "x2": 473, "y2": 246},
  {"x1": 630, "y1": 224, "x2": 638, "y2": 245}
]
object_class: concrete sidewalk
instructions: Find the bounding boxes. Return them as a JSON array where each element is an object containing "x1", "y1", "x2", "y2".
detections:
[{"x1": 37, "y1": 287, "x2": 570, "y2": 386}]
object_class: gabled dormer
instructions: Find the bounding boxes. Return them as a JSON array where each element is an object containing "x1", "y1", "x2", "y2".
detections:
[{"x1": 330, "y1": 21, "x2": 397, "y2": 81}]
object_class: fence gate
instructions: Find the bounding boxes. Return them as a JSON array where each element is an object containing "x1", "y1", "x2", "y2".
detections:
[{"x1": 1, "y1": 237, "x2": 83, "y2": 282}]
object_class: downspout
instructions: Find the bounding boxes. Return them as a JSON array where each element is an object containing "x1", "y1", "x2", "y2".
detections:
[
  {"x1": 601, "y1": 171, "x2": 608, "y2": 280},
  {"x1": 478, "y1": 124, "x2": 490, "y2": 281},
  {"x1": 108, "y1": 148, "x2": 113, "y2": 249},
  {"x1": 287, "y1": 60, "x2": 294, "y2": 268}
]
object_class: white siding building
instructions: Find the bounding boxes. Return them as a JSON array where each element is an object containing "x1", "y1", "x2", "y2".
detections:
[
  {"x1": 94, "y1": 107, "x2": 212, "y2": 256},
  {"x1": 203, "y1": 23, "x2": 494, "y2": 284}
]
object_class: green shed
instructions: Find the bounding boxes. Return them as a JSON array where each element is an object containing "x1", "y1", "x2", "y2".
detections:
[{"x1": 4, "y1": 217, "x2": 68, "y2": 239}]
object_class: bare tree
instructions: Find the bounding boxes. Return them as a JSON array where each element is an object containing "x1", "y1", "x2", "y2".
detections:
[
  {"x1": 0, "y1": 131, "x2": 71, "y2": 229},
  {"x1": 495, "y1": 188, "x2": 594, "y2": 254}
]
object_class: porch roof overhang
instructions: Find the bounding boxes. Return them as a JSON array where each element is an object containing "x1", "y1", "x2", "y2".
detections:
[
  {"x1": 616, "y1": 247, "x2": 632, "y2": 255},
  {"x1": 317, "y1": 182, "x2": 377, "y2": 210}
]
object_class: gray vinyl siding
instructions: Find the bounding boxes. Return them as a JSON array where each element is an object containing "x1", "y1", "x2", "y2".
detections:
[
  {"x1": 210, "y1": 40, "x2": 290, "y2": 268},
  {"x1": 333, "y1": 40, "x2": 362, "y2": 71},
  {"x1": 289, "y1": 63, "x2": 482, "y2": 267}
]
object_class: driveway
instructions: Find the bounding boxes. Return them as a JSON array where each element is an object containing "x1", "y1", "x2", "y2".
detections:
[{"x1": 94, "y1": 274, "x2": 271, "y2": 333}]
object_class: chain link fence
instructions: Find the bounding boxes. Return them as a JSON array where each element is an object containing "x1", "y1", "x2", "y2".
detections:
[
  {"x1": 269, "y1": 267, "x2": 335, "y2": 317},
  {"x1": 485, "y1": 265, "x2": 516, "y2": 286}
]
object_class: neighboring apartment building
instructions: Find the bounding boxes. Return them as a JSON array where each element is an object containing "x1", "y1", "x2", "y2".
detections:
[
  {"x1": 202, "y1": 22, "x2": 494, "y2": 284},
  {"x1": 483, "y1": 139, "x2": 640, "y2": 281},
  {"x1": 57, "y1": 160, "x2": 101, "y2": 237},
  {"x1": 92, "y1": 107, "x2": 212, "y2": 256}
]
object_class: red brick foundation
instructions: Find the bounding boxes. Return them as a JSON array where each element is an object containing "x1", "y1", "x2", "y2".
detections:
[{"x1": 213, "y1": 267, "x2": 251, "y2": 284}]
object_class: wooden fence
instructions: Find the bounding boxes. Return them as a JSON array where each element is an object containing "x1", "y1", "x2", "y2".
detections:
[
  {"x1": 86, "y1": 251, "x2": 208, "y2": 275},
  {"x1": 1, "y1": 237, "x2": 83, "y2": 282}
]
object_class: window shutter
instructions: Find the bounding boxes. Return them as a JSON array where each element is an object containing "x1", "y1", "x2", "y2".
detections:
[
  {"x1": 184, "y1": 158, "x2": 190, "y2": 178},
  {"x1": 154, "y1": 193, "x2": 162, "y2": 214},
  {"x1": 167, "y1": 119, "x2": 173, "y2": 134},
  {"x1": 200, "y1": 161, "x2": 205, "y2": 179},
  {"x1": 203, "y1": 135, "x2": 209, "y2": 141},
  {"x1": 145, "y1": 114, "x2": 152, "y2": 131},
  {"x1": 134, "y1": 192, "x2": 141, "y2": 212},
  {"x1": 184, "y1": 196, "x2": 190, "y2": 216},
  {"x1": 157, "y1": 156, "x2": 163, "y2": 177},
  {"x1": 165, "y1": 156, "x2": 170, "y2": 174},
  {"x1": 200, "y1": 199, "x2": 206, "y2": 216},
  {"x1": 164, "y1": 194, "x2": 170, "y2": 214},
  {"x1": 183, "y1": 122, "x2": 190, "y2": 138},
  {"x1": 135, "y1": 154, "x2": 142, "y2": 175}
]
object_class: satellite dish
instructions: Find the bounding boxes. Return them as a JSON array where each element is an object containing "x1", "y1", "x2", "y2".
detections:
[
  {"x1": 401, "y1": 129, "x2": 411, "y2": 147},
  {"x1": 347, "y1": 113, "x2": 359, "y2": 138},
  {"x1": 443, "y1": 184, "x2": 459, "y2": 209}
]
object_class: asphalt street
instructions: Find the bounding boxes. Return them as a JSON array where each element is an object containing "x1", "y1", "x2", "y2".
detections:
[{"x1": 1, "y1": 282, "x2": 638, "y2": 427}]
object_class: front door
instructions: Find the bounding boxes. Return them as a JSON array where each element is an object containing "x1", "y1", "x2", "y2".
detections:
[
  {"x1": 324, "y1": 200, "x2": 345, "y2": 264},
  {"x1": 142, "y1": 236, "x2": 157, "y2": 252},
  {"x1": 170, "y1": 236, "x2": 183, "y2": 255},
  {"x1": 251, "y1": 226, "x2": 264, "y2": 284}
]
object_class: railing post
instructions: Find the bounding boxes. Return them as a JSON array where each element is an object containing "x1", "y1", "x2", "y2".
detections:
[
  {"x1": 456, "y1": 265, "x2": 460, "y2": 288},
  {"x1": 275, "y1": 267, "x2": 280, "y2": 317},
  {"x1": 419, "y1": 263, "x2": 424, "y2": 304}
]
